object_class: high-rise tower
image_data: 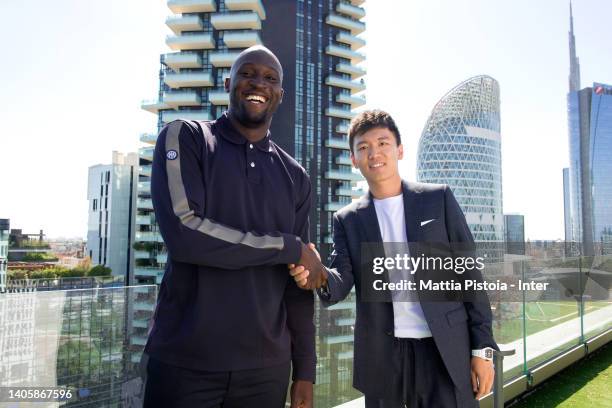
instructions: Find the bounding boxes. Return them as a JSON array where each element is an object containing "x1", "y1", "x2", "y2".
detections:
[
  {"x1": 136, "y1": 0, "x2": 366, "y2": 285},
  {"x1": 417, "y1": 75, "x2": 503, "y2": 261},
  {"x1": 568, "y1": 2, "x2": 581, "y2": 92},
  {"x1": 566, "y1": 3, "x2": 612, "y2": 255}
]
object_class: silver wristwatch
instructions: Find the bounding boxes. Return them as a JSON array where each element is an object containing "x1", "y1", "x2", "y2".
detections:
[{"x1": 471, "y1": 347, "x2": 494, "y2": 361}]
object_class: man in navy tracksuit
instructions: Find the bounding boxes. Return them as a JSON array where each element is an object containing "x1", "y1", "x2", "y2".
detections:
[{"x1": 144, "y1": 45, "x2": 324, "y2": 408}]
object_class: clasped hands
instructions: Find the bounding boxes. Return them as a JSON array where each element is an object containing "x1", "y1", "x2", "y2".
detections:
[{"x1": 288, "y1": 243, "x2": 327, "y2": 290}]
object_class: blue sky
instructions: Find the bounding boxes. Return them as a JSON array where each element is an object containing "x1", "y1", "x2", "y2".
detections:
[{"x1": 0, "y1": 0, "x2": 611, "y2": 240}]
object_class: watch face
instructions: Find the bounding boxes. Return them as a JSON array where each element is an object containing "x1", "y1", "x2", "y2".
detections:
[{"x1": 485, "y1": 349, "x2": 493, "y2": 358}]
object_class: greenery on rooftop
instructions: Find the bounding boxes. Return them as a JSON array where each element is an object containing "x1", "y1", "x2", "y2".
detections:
[
  {"x1": 7, "y1": 264, "x2": 111, "y2": 280},
  {"x1": 508, "y1": 342, "x2": 611, "y2": 408}
]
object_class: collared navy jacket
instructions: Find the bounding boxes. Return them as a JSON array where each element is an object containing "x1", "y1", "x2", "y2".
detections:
[{"x1": 145, "y1": 113, "x2": 315, "y2": 381}]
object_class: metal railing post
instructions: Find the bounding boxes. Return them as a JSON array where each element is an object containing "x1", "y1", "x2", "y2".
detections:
[{"x1": 493, "y1": 349, "x2": 515, "y2": 408}]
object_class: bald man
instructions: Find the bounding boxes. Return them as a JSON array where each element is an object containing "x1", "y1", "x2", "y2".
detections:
[{"x1": 144, "y1": 46, "x2": 322, "y2": 408}]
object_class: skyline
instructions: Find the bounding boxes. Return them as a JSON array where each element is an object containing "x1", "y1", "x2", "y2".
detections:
[{"x1": 1, "y1": 0, "x2": 612, "y2": 240}]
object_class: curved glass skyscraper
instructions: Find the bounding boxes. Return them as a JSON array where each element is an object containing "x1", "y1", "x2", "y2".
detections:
[{"x1": 417, "y1": 75, "x2": 503, "y2": 256}]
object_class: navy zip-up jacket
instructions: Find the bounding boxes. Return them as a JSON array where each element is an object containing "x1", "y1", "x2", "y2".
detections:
[{"x1": 145, "y1": 114, "x2": 315, "y2": 381}]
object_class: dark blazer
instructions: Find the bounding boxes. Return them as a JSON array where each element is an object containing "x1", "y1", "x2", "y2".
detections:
[{"x1": 319, "y1": 180, "x2": 497, "y2": 407}]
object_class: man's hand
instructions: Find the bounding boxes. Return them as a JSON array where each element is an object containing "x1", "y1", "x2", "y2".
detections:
[
  {"x1": 290, "y1": 380, "x2": 313, "y2": 408},
  {"x1": 291, "y1": 243, "x2": 327, "y2": 289},
  {"x1": 289, "y1": 264, "x2": 310, "y2": 288},
  {"x1": 471, "y1": 356, "x2": 494, "y2": 399}
]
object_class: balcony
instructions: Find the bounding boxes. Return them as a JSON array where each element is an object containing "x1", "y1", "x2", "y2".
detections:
[
  {"x1": 325, "y1": 75, "x2": 366, "y2": 93},
  {"x1": 135, "y1": 300, "x2": 156, "y2": 313},
  {"x1": 336, "y1": 32, "x2": 365, "y2": 50},
  {"x1": 325, "y1": 137, "x2": 350, "y2": 150},
  {"x1": 134, "y1": 250, "x2": 150, "y2": 259},
  {"x1": 141, "y1": 100, "x2": 169, "y2": 114},
  {"x1": 136, "y1": 215, "x2": 153, "y2": 226},
  {"x1": 164, "y1": 72, "x2": 214, "y2": 88},
  {"x1": 336, "y1": 93, "x2": 366, "y2": 108},
  {"x1": 163, "y1": 52, "x2": 202, "y2": 70},
  {"x1": 166, "y1": 33, "x2": 214, "y2": 51},
  {"x1": 135, "y1": 231, "x2": 164, "y2": 243},
  {"x1": 335, "y1": 154, "x2": 353, "y2": 166},
  {"x1": 336, "y1": 2, "x2": 365, "y2": 19},
  {"x1": 166, "y1": 14, "x2": 204, "y2": 34},
  {"x1": 134, "y1": 266, "x2": 163, "y2": 280},
  {"x1": 137, "y1": 197, "x2": 153, "y2": 209},
  {"x1": 132, "y1": 319, "x2": 149, "y2": 329},
  {"x1": 336, "y1": 62, "x2": 366, "y2": 79},
  {"x1": 211, "y1": 12, "x2": 261, "y2": 30},
  {"x1": 223, "y1": 31, "x2": 262, "y2": 48},
  {"x1": 137, "y1": 180, "x2": 151, "y2": 191},
  {"x1": 325, "y1": 334, "x2": 354, "y2": 345},
  {"x1": 324, "y1": 201, "x2": 348, "y2": 212},
  {"x1": 157, "y1": 253, "x2": 168, "y2": 264},
  {"x1": 325, "y1": 44, "x2": 365, "y2": 63},
  {"x1": 325, "y1": 170, "x2": 363, "y2": 181},
  {"x1": 208, "y1": 90, "x2": 230, "y2": 105},
  {"x1": 210, "y1": 51, "x2": 241, "y2": 67},
  {"x1": 161, "y1": 110, "x2": 212, "y2": 123},
  {"x1": 163, "y1": 90, "x2": 201, "y2": 107},
  {"x1": 167, "y1": 0, "x2": 216, "y2": 13},
  {"x1": 140, "y1": 132, "x2": 158, "y2": 144},
  {"x1": 138, "y1": 166, "x2": 152, "y2": 178},
  {"x1": 139, "y1": 147, "x2": 154, "y2": 161},
  {"x1": 336, "y1": 187, "x2": 366, "y2": 198},
  {"x1": 325, "y1": 107, "x2": 356, "y2": 120},
  {"x1": 225, "y1": 0, "x2": 266, "y2": 19},
  {"x1": 325, "y1": 13, "x2": 365, "y2": 35},
  {"x1": 336, "y1": 122, "x2": 349, "y2": 134}
]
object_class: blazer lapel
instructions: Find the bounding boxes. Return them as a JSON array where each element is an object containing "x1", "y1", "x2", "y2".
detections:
[
  {"x1": 402, "y1": 180, "x2": 421, "y2": 243},
  {"x1": 356, "y1": 194, "x2": 392, "y2": 303},
  {"x1": 356, "y1": 193, "x2": 383, "y2": 244},
  {"x1": 402, "y1": 180, "x2": 429, "y2": 286}
]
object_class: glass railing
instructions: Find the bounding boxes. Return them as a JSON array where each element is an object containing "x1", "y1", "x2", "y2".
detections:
[
  {"x1": 0, "y1": 285, "x2": 156, "y2": 406},
  {"x1": 0, "y1": 247, "x2": 609, "y2": 407}
]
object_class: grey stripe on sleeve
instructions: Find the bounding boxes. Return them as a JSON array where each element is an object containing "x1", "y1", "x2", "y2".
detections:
[{"x1": 165, "y1": 121, "x2": 285, "y2": 250}]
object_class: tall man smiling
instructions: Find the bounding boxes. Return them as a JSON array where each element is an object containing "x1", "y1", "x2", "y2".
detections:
[
  {"x1": 144, "y1": 45, "x2": 324, "y2": 408},
  {"x1": 291, "y1": 110, "x2": 498, "y2": 407}
]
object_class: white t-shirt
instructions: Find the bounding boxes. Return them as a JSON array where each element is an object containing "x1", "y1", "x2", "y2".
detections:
[{"x1": 373, "y1": 194, "x2": 432, "y2": 338}]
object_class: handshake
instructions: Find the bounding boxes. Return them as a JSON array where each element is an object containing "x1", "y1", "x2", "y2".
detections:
[{"x1": 288, "y1": 243, "x2": 328, "y2": 290}]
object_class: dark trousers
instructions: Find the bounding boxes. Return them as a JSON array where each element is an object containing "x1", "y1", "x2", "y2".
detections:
[
  {"x1": 365, "y1": 337, "x2": 461, "y2": 408},
  {"x1": 143, "y1": 357, "x2": 290, "y2": 408}
]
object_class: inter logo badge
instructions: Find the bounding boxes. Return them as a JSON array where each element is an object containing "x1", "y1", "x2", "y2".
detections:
[{"x1": 166, "y1": 150, "x2": 178, "y2": 160}]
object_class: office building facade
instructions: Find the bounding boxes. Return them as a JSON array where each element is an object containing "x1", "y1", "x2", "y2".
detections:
[
  {"x1": 504, "y1": 214, "x2": 525, "y2": 255},
  {"x1": 563, "y1": 167, "x2": 575, "y2": 255},
  {"x1": 86, "y1": 152, "x2": 138, "y2": 281},
  {"x1": 567, "y1": 83, "x2": 612, "y2": 255},
  {"x1": 417, "y1": 75, "x2": 504, "y2": 259}
]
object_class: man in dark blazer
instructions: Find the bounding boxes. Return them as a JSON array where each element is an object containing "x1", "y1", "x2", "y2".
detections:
[{"x1": 291, "y1": 110, "x2": 498, "y2": 407}]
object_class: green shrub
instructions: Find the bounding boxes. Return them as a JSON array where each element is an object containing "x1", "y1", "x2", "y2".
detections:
[
  {"x1": 28, "y1": 269, "x2": 59, "y2": 279},
  {"x1": 7, "y1": 270, "x2": 28, "y2": 280},
  {"x1": 59, "y1": 268, "x2": 87, "y2": 278},
  {"x1": 87, "y1": 265, "x2": 112, "y2": 277},
  {"x1": 22, "y1": 252, "x2": 58, "y2": 262}
]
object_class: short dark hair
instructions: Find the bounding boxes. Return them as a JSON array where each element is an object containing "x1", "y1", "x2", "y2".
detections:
[{"x1": 348, "y1": 109, "x2": 401, "y2": 153}]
